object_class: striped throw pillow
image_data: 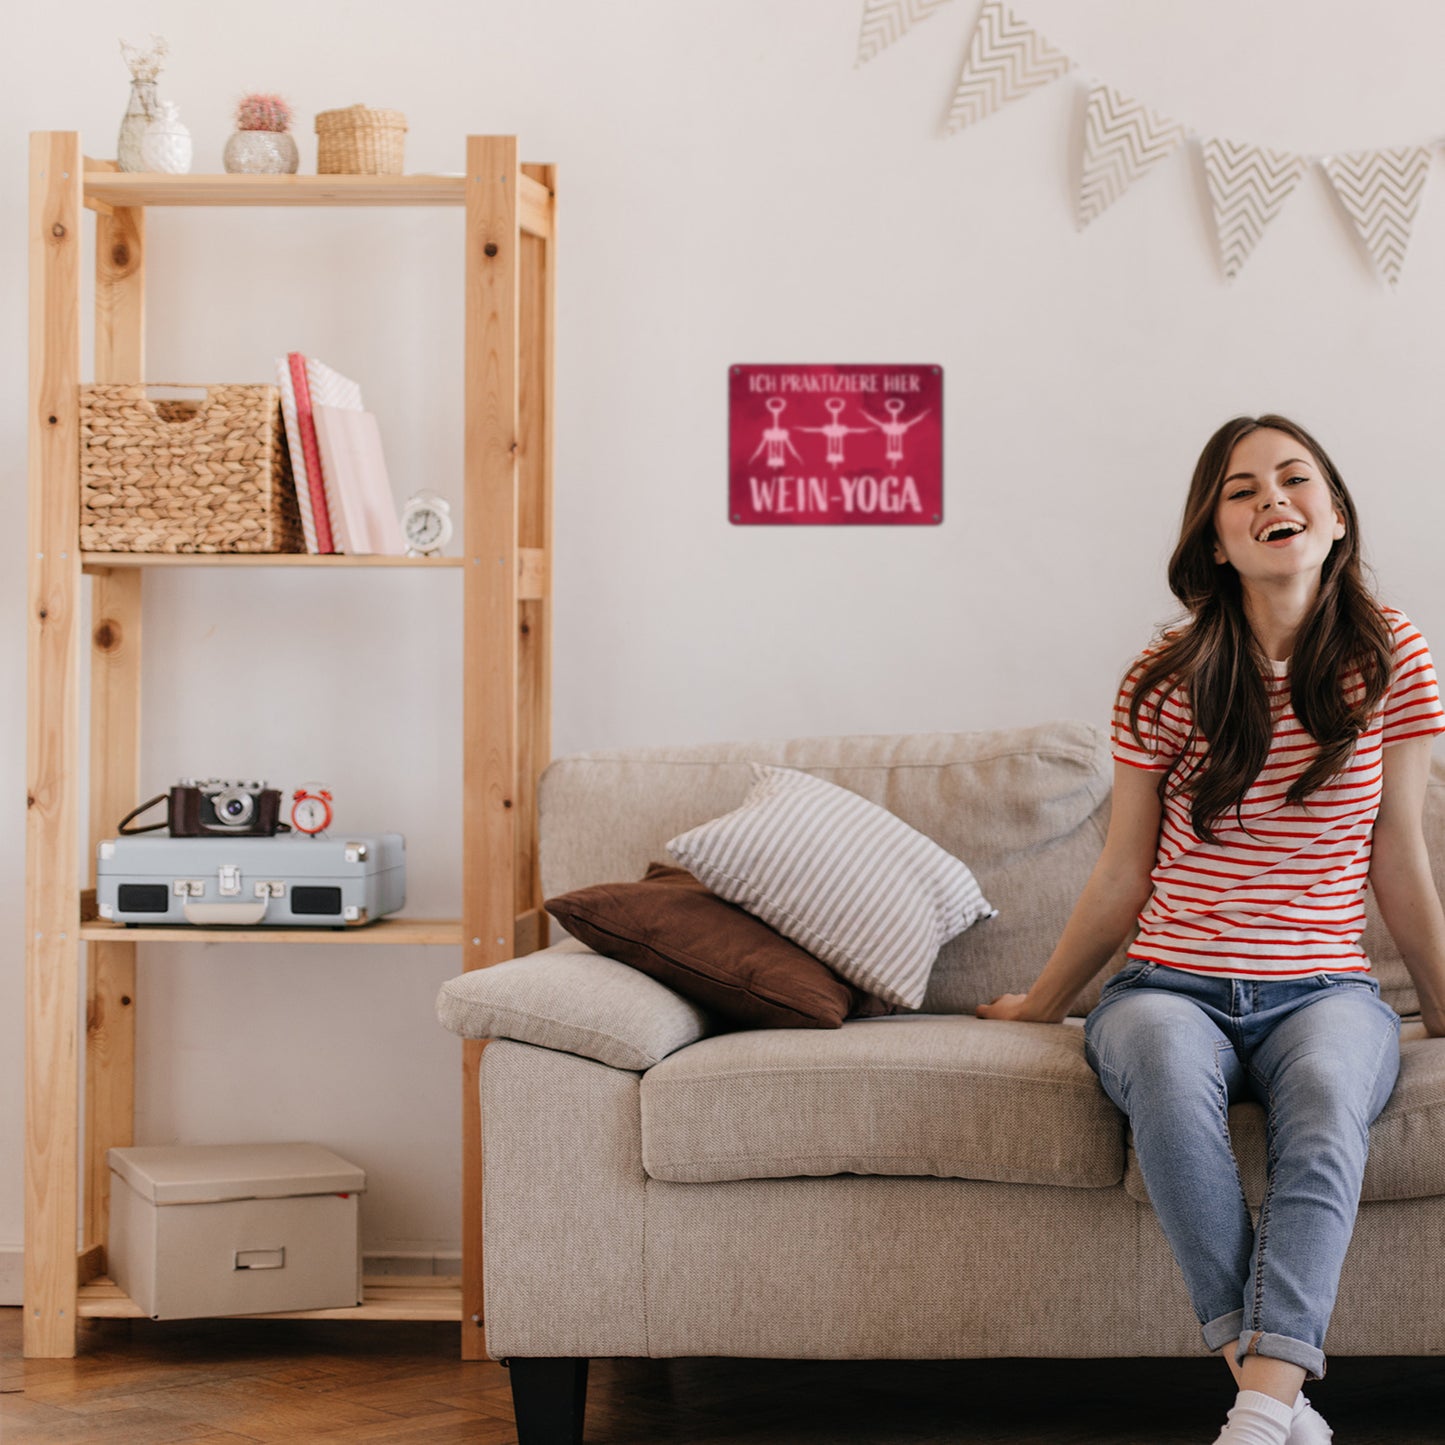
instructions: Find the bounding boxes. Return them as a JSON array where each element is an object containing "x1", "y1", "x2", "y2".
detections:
[{"x1": 666, "y1": 766, "x2": 996, "y2": 1009}]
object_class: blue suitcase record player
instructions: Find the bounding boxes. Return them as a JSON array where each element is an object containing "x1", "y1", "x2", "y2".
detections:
[{"x1": 97, "y1": 832, "x2": 406, "y2": 928}]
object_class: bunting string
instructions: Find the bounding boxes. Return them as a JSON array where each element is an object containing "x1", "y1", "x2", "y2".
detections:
[{"x1": 857, "y1": 0, "x2": 1441, "y2": 286}]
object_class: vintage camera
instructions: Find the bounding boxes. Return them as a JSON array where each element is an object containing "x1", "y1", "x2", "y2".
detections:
[
  {"x1": 118, "y1": 779, "x2": 288, "y2": 837},
  {"x1": 174, "y1": 779, "x2": 285, "y2": 836}
]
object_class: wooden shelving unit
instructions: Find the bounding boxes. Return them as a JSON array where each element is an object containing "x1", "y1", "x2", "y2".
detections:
[{"x1": 25, "y1": 133, "x2": 556, "y2": 1359}]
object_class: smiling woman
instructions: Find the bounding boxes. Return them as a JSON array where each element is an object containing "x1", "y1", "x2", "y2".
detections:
[{"x1": 977, "y1": 412, "x2": 1445, "y2": 1445}]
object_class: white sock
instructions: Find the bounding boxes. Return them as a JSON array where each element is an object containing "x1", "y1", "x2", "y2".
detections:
[{"x1": 1212, "y1": 1388, "x2": 1295, "y2": 1445}]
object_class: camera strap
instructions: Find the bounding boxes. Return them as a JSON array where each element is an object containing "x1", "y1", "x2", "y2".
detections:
[{"x1": 117, "y1": 793, "x2": 172, "y2": 835}]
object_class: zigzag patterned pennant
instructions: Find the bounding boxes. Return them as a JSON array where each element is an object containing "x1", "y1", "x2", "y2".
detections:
[
  {"x1": 1201, "y1": 139, "x2": 1307, "y2": 281},
  {"x1": 945, "y1": 0, "x2": 1072, "y2": 132},
  {"x1": 1319, "y1": 147, "x2": 1433, "y2": 288},
  {"x1": 1077, "y1": 82, "x2": 1189, "y2": 229},
  {"x1": 856, "y1": 0, "x2": 954, "y2": 67}
]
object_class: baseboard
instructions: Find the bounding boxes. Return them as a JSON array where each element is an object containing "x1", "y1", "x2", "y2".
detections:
[
  {"x1": 0, "y1": 1247, "x2": 459, "y2": 1305},
  {"x1": 362, "y1": 1251, "x2": 463, "y2": 1277},
  {"x1": 0, "y1": 1247, "x2": 21, "y2": 1306}
]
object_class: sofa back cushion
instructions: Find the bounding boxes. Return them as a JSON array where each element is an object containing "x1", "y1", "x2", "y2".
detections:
[{"x1": 540, "y1": 722, "x2": 1118, "y2": 1015}]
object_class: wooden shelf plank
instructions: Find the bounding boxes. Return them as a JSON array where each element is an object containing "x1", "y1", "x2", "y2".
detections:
[
  {"x1": 85, "y1": 172, "x2": 468, "y2": 208},
  {"x1": 81, "y1": 548, "x2": 546, "y2": 595},
  {"x1": 80, "y1": 917, "x2": 465, "y2": 945},
  {"x1": 82, "y1": 552, "x2": 464, "y2": 571},
  {"x1": 81, "y1": 169, "x2": 554, "y2": 237},
  {"x1": 78, "y1": 1276, "x2": 464, "y2": 1322}
]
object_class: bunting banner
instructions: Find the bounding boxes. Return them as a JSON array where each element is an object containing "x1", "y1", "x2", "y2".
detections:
[
  {"x1": 856, "y1": 0, "x2": 955, "y2": 67},
  {"x1": 1201, "y1": 139, "x2": 1308, "y2": 282},
  {"x1": 1077, "y1": 82, "x2": 1189, "y2": 229},
  {"x1": 864, "y1": 1, "x2": 1443, "y2": 285},
  {"x1": 945, "y1": 0, "x2": 1071, "y2": 132},
  {"x1": 1319, "y1": 147, "x2": 1433, "y2": 289}
]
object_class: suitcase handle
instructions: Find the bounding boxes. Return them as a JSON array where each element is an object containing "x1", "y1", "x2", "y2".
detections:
[{"x1": 183, "y1": 900, "x2": 269, "y2": 926}]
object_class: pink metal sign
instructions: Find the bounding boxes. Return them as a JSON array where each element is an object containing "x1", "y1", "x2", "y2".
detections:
[{"x1": 729, "y1": 364, "x2": 942, "y2": 525}]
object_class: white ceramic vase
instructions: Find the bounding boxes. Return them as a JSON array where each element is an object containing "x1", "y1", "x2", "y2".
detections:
[
  {"x1": 141, "y1": 101, "x2": 193, "y2": 175},
  {"x1": 223, "y1": 129, "x2": 299, "y2": 175}
]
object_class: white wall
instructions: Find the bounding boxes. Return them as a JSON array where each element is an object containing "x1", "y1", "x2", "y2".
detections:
[{"x1": 5, "y1": 0, "x2": 1445, "y2": 1278}]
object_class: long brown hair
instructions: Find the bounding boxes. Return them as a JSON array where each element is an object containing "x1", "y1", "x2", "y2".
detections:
[{"x1": 1128, "y1": 414, "x2": 1393, "y2": 843}]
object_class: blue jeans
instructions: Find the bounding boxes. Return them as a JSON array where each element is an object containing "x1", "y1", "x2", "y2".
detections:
[{"x1": 1083, "y1": 960, "x2": 1401, "y2": 1381}]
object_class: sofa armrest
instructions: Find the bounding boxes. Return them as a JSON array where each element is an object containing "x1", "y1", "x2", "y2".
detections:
[{"x1": 436, "y1": 939, "x2": 711, "y2": 1071}]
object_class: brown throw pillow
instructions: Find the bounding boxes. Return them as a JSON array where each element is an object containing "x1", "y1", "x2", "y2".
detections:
[{"x1": 545, "y1": 863, "x2": 894, "y2": 1029}]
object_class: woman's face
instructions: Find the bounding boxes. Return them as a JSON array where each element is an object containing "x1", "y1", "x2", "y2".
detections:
[{"x1": 1210, "y1": 428, "x2": 1345, "y2": 587}]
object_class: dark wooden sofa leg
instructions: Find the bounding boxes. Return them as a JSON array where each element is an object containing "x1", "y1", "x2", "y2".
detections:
[{"x1": 507, "y1": 1357, "x2": 590, "y2": 1444}]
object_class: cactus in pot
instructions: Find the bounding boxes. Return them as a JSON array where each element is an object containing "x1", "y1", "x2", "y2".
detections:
[{"x1": 224, "y1": 92, "x2": 299, "y2": 174}]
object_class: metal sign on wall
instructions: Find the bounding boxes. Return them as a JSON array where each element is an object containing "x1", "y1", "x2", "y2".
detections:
[{"x1": 729, "y1": 364, "x2": 942, "y2": 525}]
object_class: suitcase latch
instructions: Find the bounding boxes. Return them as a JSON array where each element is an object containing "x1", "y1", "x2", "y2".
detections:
[{"x1": 218, "y1": 864, "x2": 242, "y2": 896}]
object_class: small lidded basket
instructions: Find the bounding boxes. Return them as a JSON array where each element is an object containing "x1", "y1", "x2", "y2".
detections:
[{"x1": 314, "y1": 104, "x2": 407, "y2": 174}]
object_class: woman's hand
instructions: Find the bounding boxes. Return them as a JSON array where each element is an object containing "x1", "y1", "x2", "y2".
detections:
[
  {"x1": 975, "y1": 993, "x2": 1056, "y2": 1023},
  {"x1": 974, "y1": 761, "x2": 1160, "y2": 1028}
]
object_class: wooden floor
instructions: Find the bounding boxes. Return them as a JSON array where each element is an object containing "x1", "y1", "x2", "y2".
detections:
[{"x1": 3, "y1": 1308, "x2": 1444, "y2": 1443}]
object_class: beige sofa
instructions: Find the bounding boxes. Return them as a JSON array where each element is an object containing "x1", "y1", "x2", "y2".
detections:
[{"x1": 437, "y1": 722, "x2": 1445, "y2": 1444}]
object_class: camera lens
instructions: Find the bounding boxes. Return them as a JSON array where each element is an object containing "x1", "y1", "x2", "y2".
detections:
[{"x1": 215, "y1": 788, "x2": 254, "y2": 826}]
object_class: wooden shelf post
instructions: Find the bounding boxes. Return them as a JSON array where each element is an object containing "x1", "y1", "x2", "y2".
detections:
[
  {"x1": 84, "y1": 174, "x2": 146, "y2": 1271},
  {"x1": 26, "y1": 130, "x2": 85, "y2": 1359},
  {"x1": 461, "y1": 134, "x2": 520, "y2": 1361}
]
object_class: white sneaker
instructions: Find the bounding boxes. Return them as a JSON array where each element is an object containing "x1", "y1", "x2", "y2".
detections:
[{"x1": 1289, "y1": 1396, "x2": 1333, "y2": 1444}]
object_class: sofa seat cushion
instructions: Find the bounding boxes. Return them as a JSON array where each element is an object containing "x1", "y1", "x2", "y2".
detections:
[
  {"x1": 639, "y1": 1015, "x2": 1124, "y2": 1187},
  {"x1": 1124, "y1": 1019, "x2": 1445, "y2": 1207}
]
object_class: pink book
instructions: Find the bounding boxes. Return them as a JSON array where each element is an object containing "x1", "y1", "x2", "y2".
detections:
[
  {"x1": 288, "y1": 352, "x2": 335, "y2": 553},
  {"x1": 312, "y1": 405, "x2": 406, "y2": 556}
]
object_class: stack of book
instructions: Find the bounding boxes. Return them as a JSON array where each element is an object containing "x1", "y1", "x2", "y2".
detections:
[{"x1": 275, "y1": 353, "x2": 408, "y2": 555}]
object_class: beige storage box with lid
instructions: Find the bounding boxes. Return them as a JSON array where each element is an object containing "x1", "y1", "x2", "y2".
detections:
[{"x1": 107, "y1": 1142, "x2": 365, "y2": 1320}]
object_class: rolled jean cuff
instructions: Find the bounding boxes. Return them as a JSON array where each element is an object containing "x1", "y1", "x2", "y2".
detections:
[
  {"x1": 1202, "y1": 1309, "x2": 1245, "y2": 1353},
  {"x1": 1233, "y1": 1329, "x2": 1327, "y2": 1382}
]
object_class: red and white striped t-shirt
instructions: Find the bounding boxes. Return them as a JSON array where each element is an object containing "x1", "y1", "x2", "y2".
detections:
[{"x1": 1112, "y1": 606, "x2": 1445, "y2": 979}]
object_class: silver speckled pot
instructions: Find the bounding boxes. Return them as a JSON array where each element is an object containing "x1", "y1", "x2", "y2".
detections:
[{"x1": 223, "y1": 130, "x2": 299, "y2": 175}]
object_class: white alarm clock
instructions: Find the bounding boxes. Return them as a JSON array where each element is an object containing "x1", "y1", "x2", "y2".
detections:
[
  {"x1": 401, "y1": 491, "x2": 454, "y2": 557},
  {"x1": 290, "y1": 784, "x2": 333, "y2": 836}
]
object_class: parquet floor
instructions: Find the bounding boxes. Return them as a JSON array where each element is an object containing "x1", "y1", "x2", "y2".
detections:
[{"x1": 3, "y1": 1308, "x2": 1443, "y2": 1443}]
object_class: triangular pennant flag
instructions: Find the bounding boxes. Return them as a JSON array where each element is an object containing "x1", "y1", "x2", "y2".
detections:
[
  {"x1": 945, "y1": 0, "x2": 1072, "y2": 133},
  {"x1": 1077, "y1": 82, "x2": 1189, "y2": 229},
  {"x1": 1201, "y1": 139, "x2": 1307, "y2": 281},
  {"x1": 1319, "y1": 147, "x2": 1432, "y2": 288},
  {"x1": 856, "y1": 0, "x2": 954, "y2": 67}
]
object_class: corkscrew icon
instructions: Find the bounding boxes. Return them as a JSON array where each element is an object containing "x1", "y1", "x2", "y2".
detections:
[
  {"x1": 796, "y1": 398, "x2": 873, "y2": 468},
  {"x1": 862, "y1": 397, "x2": 930, "y2": 463},
  {"x1": 749, "y1": 397, "x2": 804, "y2": 469}
]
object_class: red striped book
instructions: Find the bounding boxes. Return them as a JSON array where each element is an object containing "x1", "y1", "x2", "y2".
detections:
[{"x1": 288, "y1": 352, "x2": 335, "y2": 554}]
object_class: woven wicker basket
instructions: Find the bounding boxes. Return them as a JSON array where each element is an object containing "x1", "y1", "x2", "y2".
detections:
[
  {"x1": 80, "y1": 384, "x2": 305, "y2": 554},
  {"x1": 315, "y1": 104, "x2": 407, "y2": 175}
]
